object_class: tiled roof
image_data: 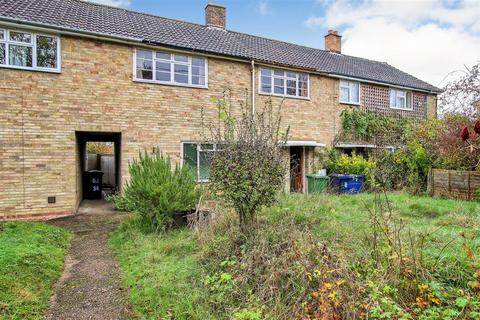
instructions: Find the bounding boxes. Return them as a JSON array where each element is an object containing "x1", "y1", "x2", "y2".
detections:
[{"x1": 0, "y1": 0, "x2": 441, "y2": 93}]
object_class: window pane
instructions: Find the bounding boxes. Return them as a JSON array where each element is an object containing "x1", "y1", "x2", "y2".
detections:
[
  {"x1": 340, "y1": 80, "x2": 348, "y2": 89},
  {"x1": 260, "y1": 68, "x2": 271, "y2": 76},
  {"x1": 156, "y1": 71, "x2": 170, "y2": 81},
  {"x1": 173, "y1": 54, "x2": 188, "y2": 62},
  {"x1": 340, "y1": 87, "x2": 349, "y2": 102},
  {"x1": 406, "y1": 92, "x2": 412, "y2": 109},
  {"x1": 0, "y1": 43, "x2": 4, "y2": 64},
  {"x1": 192, "y1": 57, "x2": 204, "y2": 66},
  {"x1": 136, "y1": 49, "x2": 152, "y2": 60},
  {"x1": 299, "y1": 74, "x2": 308, "y2": 97},
  {"x1": 174, "y1": 64, "x2": 188, "y2": 74},
  {"x1": 397, "y1": 96, "x2": 405, "y2": 108},
  {"x1": 136, "y1": 69, "x2": 152, "y2": 79},
  {"x1": 0, "y1": 30, "x2": 4, "y2": 40},
  {"x1": 9, "y1": 45, "x2": 32, "y2": 67},
  {"x1": 286, "y1": 79, "x2": 296, "y2": 95},
  {"x1": 199, "y1": 150, "x2": 213, "y2": 180},
  {"x1": 274, "y1": 78, "x2": 284, "y2": 94},
  {"x1": 351, "y1": 83, "x2": 359, "y2": 102},
  {"x1": 174, "y1": 63, "x2": 188, "y2": 83},
  {"x1": 183, "y1": 143, "x2": 198, "y2": 179},
  {"x1": 9, "y1": 31, "x2": 32, "y2": 43},
  {"x1": 299, "y1": 80, "x2": 308, "y2": 97},
  {"x1": 273, "y1": 69, "x2": 284, "y2": 76},
  {"x1": 156, "y1": 61, "x2": 170, "y2": 73},
  {"x1": 390, "y1": 90, "x2": 396, "y2": 106},
  {"x1": 261, "y1": 75, "x2": 271, "y2": 91},
  {"x1": 192, "y1": 64, "x2": 205, "y2": 85},
  {"x1": 136, "y1": 50, "x2": 152, "y2": 80},
  {"x1": 156, "y1": 51, "x2": 170, "y2": 60},
  {"x1": 36, "y1": 35, "x2": 57, "y2": 68},
  {"x1": 286, "y1": 71, "x2": 296, "y2": 78}
]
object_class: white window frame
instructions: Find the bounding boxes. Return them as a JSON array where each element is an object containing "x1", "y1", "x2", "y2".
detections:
[
  {"x1": 0, "y1": 28, "x2": 61, "y2": 73},
  {"x1": 180, "y1": 142, "x2": 217, "y2": 182},
  {"x1": 258, "y1": 67, "x2": 310, "y2": 100},
  {"x1": 133, "y1": 48, "x2": 208, "y2": 89},
  {"x1": 339, "y1": 80, "x2": 360, "y2": 105},
  {"x1": 390, "y1": 88, "x2": 412, "y2": 110}
]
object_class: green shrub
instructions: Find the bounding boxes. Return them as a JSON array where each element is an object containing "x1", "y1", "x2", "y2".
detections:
[
  {"x1": 326, "y1": 150, "x2": 374, "y2": 189},
  {"x1": 373, "y1": 140, "x2": 432, "y2": 193},
  {"x1": 112, "y1": 149, "x2": 201, "y2": 232}
]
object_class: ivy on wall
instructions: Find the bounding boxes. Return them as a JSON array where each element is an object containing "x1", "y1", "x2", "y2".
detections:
[{"x1": 339, "y1": 108, "x2": 411, "y2": 145}]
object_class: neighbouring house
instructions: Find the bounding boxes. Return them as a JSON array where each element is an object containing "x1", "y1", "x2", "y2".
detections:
[{"x1": 0, "y1": 0, "x2": 441, "y2": 219}]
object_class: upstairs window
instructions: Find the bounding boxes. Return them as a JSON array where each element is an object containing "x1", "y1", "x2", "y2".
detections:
[
  {"x1": 134, "y1": 49, "x2": 207, "y2": 87},
  {"x1": 182, "y1": 142, "x2": 217, "y2": 181},
  {"x1": 259, "y1": 67, "x2": 309, "y2": 98},
  {"x1": 390, "y1": 89, "x2": 412, "y2": 110},
  {"x1": 0, "y1": 29, "x2": 60, "y2": 71},
  {"x1": 339, "y1": 80, "x2": 360, "y2": 104}
]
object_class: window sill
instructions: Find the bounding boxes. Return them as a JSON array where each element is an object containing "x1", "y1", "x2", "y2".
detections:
[
  {"x1": 339, "y1": 101, "x2": 360, "y2": 106},
  {"x1": 258, "y1": 92, "x2": 310, "y2": 101},
  {"x1": 390, "y1": 106, "x2": 413, "y2": 111},
  {"x1": 133, "y1": 78, "x2": 208, "y2": 89},
  {"x1": 0, "y1": 64, "x2": 61, "y2": 73}
]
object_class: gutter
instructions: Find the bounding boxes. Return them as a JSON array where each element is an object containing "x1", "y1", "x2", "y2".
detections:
[{"x1": 328, "y1": 73, "x2": 442, "y2": 95}]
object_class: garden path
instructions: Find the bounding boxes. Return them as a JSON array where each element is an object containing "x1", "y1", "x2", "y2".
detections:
[{"x1": 44, "y1": 200, "x2": 132, "y2": 320}]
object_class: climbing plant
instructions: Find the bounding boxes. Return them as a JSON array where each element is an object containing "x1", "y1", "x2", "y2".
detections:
[{"x1": 339, "y1": 108, "x2": 411, "y2": 144}]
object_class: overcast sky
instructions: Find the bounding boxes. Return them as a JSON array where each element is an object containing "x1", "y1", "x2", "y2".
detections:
[{"x1": 89, "y1": 0, "x2": 480, "y2": 88}]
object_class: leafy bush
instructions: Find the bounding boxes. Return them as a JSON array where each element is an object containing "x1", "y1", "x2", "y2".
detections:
[
  {"x1": 111, "y1": 149, "x2": 200, "y2": 232},
  {"x1": 203, "y1": 90, "x2": 288, "y2": 234},
  {"x1": 326, "y1": 150, "x2": 374, "y2": 176},
  {"x1": 416, "y1": 115, "x2": 479, "y2": 171},
  {"x1": 374, "y1": 139, "x2": 432, "y2": 193},
  {"x1": 326, "y1": 150, "x2": 374, "y2": 189},
  {"x1": 339, "y1": 108, "x2": 411, "y2": 144}
]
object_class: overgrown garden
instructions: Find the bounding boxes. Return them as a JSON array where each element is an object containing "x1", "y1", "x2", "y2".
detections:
[{"x1": 109, "y1": 71, "x2": 480, "y2": 318}]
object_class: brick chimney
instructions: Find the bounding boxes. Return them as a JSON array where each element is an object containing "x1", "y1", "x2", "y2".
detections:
[
  {"x1": 324, "y1": 30, "x2": 341, "y2": 53},
  {"x1": 205, "y1": 3, "x2": 226, "y2": 29}
]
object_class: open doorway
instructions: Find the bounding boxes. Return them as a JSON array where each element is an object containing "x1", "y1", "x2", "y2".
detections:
[
  {"x1": 290, "y1": 146, "x2": 304, "y2": 192},
  {"x1": 76, "y1": 132, "x2": 121, "y2": 201}
]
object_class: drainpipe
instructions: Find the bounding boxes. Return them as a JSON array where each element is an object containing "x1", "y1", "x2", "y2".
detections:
[{"x1": 251, "y1": 60, "x2": 256, "y2": 114}]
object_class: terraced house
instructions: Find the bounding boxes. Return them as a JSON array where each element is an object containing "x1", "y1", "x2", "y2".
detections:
[{"x1": 0, "y1": 0, "x2": 441, "y2": 219}]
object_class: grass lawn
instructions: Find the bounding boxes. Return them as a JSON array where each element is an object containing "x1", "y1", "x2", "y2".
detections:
[
  {"x1": 110, "y1": 192, "x2": 480, "y2": 319},
  {"x1": 0, "y1": 221, "x2": 72, "y2": 320}
]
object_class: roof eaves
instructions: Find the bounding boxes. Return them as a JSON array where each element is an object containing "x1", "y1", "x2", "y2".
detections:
[{"x1": 0, "y1": 16, "x2": 143, "y2": 43}]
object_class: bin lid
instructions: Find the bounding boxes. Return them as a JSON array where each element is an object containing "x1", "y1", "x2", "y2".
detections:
[
  {"x1": 329, "y1": 174, "x2": 363, "y2": 178},
  {"x1": 87, "y1": 170, "x2": 104, "y2": 174},
  {"x1": 306, "y1": 174, "x2": 330, "y2": 180}
]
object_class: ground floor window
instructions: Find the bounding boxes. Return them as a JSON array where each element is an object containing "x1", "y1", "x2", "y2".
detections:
[{"x1": 182, "y1": 142, "x2": 216, "y2": 181}]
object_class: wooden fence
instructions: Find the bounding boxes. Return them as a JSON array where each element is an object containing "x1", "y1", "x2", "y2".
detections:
[
  {"x1": 86, "y1": 153, "x2": 115, "y2": 187},
  {"x1": 428, "y1": 169, "x2": 480, "y2": 200}
]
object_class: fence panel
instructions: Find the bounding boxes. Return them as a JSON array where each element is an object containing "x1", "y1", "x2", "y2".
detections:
[{"x1": 429, "y1": 169, "x2": 480, "y2": 200}]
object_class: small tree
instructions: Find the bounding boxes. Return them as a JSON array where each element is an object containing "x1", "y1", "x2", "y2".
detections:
[
  {"x1": 203, "y1": 89, "x2": 289, "y2": 233},
  {"x1": 439, "y1": 63, "x2": 480, "y2": 117}
]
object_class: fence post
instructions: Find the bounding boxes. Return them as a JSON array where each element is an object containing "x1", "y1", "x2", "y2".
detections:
[
  {"x1": 448, "y1": 170, "x2": 451, "y2": 194},
  {"x1": 467, "y1": 171, "x2": 471, "y2": 200}
]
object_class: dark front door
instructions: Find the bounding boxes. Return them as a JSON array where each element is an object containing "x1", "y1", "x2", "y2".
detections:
[{"x1": 290, "y1": 146, "x2": 304, "y2": 192}]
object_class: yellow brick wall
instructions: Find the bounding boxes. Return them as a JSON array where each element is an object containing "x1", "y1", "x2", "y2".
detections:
[{"x1": 0, "y1": 34, "x2": 437, "y2": 218}]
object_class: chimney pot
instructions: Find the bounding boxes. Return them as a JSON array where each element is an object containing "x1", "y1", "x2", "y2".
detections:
[
  {"x1": 324, "y1": 29, "x2": 342, "y2": 53},
  {"x1": 205, "y1": 3, "x2": 226, "y2": 29}
]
